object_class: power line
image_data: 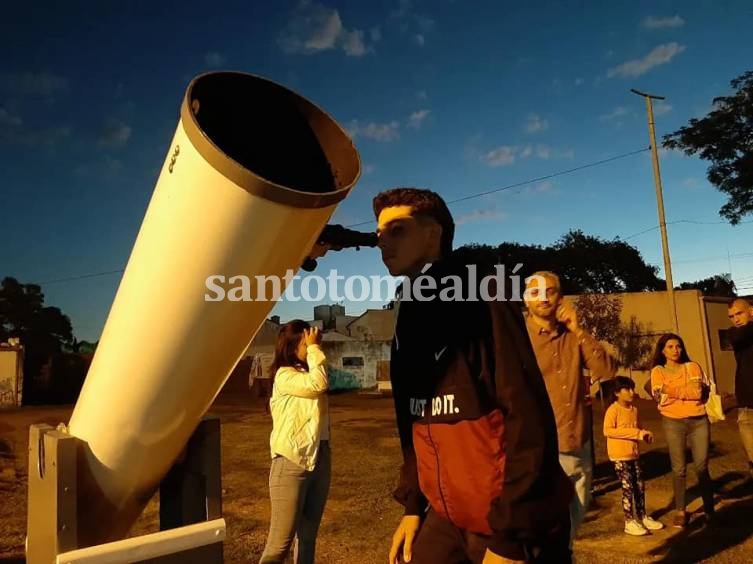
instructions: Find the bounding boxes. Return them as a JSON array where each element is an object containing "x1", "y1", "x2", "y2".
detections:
[
  {"x1": 39, "y1": 269, "x2": 125, "y2": 285},
  {"x1": 346, "y1": 146, "x2": 651, "y2": 227},
  {"x1": 33, "y1": 146, "x2": 652, "y2": 286},
  {"x1": 624, "y1": 218, "x2": 753, "y2": 241}
]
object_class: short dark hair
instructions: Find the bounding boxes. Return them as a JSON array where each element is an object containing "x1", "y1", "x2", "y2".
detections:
[
  {"x1": 607, "y1": 376, "x2": 636, "y2": 406},
  {"x1": 612, "y1": 376, "x2": 636, "y2": 394},
  {"x1": 373, "y1": 187, "x2": 455, "y2": 257},
  {"x1": 269, "y1": 319, "x2": 310, "y2": 378},
  {"x1": 650, "y1": 333, "x2": 691, "y2": 367}
]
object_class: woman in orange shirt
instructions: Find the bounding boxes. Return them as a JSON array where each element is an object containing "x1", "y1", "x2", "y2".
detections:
[{"x1": 650, "y1": 333, "x2": 714, "y2": 528}]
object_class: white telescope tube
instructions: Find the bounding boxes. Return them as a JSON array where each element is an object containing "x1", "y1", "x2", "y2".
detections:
[{"x1": 67, "y1": 72, "x2": 360, "y2": 545}]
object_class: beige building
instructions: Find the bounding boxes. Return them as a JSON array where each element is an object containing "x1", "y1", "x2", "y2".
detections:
[
  {"x1": 0, "y1": 342, "x2": 24, "y2": 407},
  {"x1": 223, "y1": 307, "x2": 395, "y2": 393},
  {"x1": 565, "y1": 289, "x2": 736, "y2": 399}
]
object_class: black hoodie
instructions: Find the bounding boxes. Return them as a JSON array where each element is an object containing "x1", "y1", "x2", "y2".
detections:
[{"x1": 389, "y1": 253, "x2": 573, "y2": 559}]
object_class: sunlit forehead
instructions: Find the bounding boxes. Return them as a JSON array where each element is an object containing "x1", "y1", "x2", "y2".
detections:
[
  {"x1": 524, "y1": 274, "x2": 560, "y2": 302},
  {"x1": 376, "y1": 205, "x2": 416, "y2": 233}
]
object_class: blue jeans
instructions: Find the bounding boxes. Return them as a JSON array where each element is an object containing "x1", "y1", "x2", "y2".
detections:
[
  {"x1": 259, "y1": 442, "x2": 331, "y2": 564},
  {"x1": 661, "y1": 416, "x2": 713, "y2": 512},
  {"x1": 559, "y1": 440, "x2": 592, "y2": 543}
]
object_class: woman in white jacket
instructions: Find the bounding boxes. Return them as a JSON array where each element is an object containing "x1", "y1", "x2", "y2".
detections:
[{"x1": 259, "y1": 320, "x2": 330, "y2": 564}]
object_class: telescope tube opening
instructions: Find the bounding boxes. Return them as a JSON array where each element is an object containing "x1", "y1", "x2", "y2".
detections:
[{"x1": 184, "y1": 72, "x2": 359, "y2": 204}]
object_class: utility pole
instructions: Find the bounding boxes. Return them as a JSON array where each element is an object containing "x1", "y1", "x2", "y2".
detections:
[{"x1": 631, "y1": 88, "x2": 679, "y2": 333}]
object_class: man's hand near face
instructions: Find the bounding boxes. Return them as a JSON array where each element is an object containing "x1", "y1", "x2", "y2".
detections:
[{"x1": 555, "y1": 302, "x2": 581, "y2": 334}]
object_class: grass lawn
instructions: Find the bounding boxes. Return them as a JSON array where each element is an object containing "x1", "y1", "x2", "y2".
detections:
[{"x1": 2, "y1": 393, "x2": 753, "y2": 563}]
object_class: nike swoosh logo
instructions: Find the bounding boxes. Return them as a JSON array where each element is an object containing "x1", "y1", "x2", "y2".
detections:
[{"x1": 434, "y1": 346, "x2": 447, "y2": 361}]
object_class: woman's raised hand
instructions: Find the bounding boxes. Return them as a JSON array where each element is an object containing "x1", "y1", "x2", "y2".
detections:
[{"x1": 303, "y1": 327, "x2": 322, "y2": 347}]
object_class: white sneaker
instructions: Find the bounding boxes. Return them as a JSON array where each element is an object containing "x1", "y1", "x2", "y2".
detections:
[
  {"x1": 624, "y1": 519, "x2": 649, "y2": 536},
  {"x1": 642, "y1": 516, "x2": 664, "y2": 530}
]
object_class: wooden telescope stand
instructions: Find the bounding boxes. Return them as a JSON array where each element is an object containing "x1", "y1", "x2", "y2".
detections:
[{"x1": 26, "y1": 416, "x2": 225, "y2": 564}]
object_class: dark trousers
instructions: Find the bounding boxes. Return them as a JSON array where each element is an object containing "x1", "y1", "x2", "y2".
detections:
[
  {"x1": 613, "y1": 460, "x2": 646, "y2": 520},
  {"x1": 400, "y1": 509, "x2": 572, "y2": 564}
]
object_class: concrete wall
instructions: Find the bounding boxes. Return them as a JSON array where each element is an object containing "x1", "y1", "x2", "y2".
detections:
[
  {"x1": 347, "y1": 309, "x2": 396, "y2": 341},
  {"x1": 566, "y1": 290, "x2": 737, "y2": 397},
  {"x1": 323, "y1": 340, "x2": 391, "y2": 390},
  {"x1": 0, "y1": 347, "x2": 23, "y2": 407},
  {"x1": 232, "y1": 339, "x2": 391, "y2": 392}
]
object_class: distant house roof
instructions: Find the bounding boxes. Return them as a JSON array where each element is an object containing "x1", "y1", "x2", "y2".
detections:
[
  {"x1": 244, "y1": 318, "x2": 282, "y2": 353},
  {"x1": 322, "y1": 330, "x2": 355, "y2": 341},
  {"x1": 347, "y1": 309, "x2": 395, "y2": 341}
]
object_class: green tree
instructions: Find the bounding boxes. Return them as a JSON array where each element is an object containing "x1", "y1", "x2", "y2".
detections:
[
  {"x1": 455, "y1": 229, "x2": 663, "y2": 295},
  {"x1": 663, "y1": 70, "x2": 753, "y2": 224},
  {"x1": 678, "y1": 273, "x2": 737, "y2": 297},
  {"x1": 574, "y1": 293, "x2": 624, "y2": 343},
  {"x1": 573, "y1": 296, "x2": 654, "y2": 378},
  {"x1": 614, "y1": 316, "x2": 654, "y2": 374},
  {"x1": 0, "y1": 277, "x2": 76, "y2": 403},
  {"x1": 553, "y1": 231, "x2": 663, "y2": 293}
]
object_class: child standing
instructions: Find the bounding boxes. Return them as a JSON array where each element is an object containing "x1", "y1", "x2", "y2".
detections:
[{"x1": 603, "y1": 376, "x2": 665, "y2": 536}]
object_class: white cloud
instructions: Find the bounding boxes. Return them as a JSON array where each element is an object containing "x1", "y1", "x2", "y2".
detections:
[
  {"x1": 347, "y1": 120, "x2": 400, "y2": 142},
  {"x1": 607, "y1": 42, "x2": 686, "y2": 78},
  {"x1": 75, "y1": 155, "x2": 123, "y2": 178},
  {"x1": 574, "y1": 78, "x2": 584, "y2": 86},
  {"x1": 390, "y1": 0, "x2": 434, "y2": 47},
  {"x1": 407, "y1": 109, "x2": 430, "y2": 129},
  {"x1": 600, "y1": 106, "x2": 630, "y2": 122},
  {"x1": 342, "y1": 29, "x2": 368, "y2": 56},
  {"x1": 279, "y1": 2, "x2": 373, "y2": 57},
  {"x1": 682, "y1": 177, "x2": 700, "y2": 189},
  {"x1": 98, "y1": 118, "x2": 132, "y2": 149},
  {"x1": 654, "y1": 101, "x2": 673, "y2": 115},
  {"x1": 482, "y1": 146, "x2": 517, "y2": 167},
  {"x1": 456, "y1": 208, "x2": 508, "y2": 225},
  {"x1": 525, "y1": 113, "x2": 549, "y2": 133},
  {"x1": 0, "y1": 120, "x2": 71, "y2": 148},
  {"x1": 363, "y1": 164, "x2": 376, "y2": 175},
  {"x1": 204, "y1": 52, "x2": 225, "y2": 68},
  {"x1": 481, "y1": 143, "x2": 572, "y2": 167},
  {"x1": 416, "y1": 90, "x2": 428, "y2": 100},
  {"x1": 0, "y1": 71, "x2": 70, "y2": 96},
  {"x1": 370, "y1": 27, "x2": 382, "y2": 42},
  {"x1": 642, "y1": 15, "x2": 685, "y2": 29},
  {"x1": 535, "y1": 180, "x2": 555, "y2": 192},
  {"x1": 390, "y1": 0, "x2": 412, "y2": 19},
  {"x1": 536, "y1": 145, "x2": 551, "y2": 159},
  {"x1": 415, "y1": 15, "x2": 435, "y2": 32},
  {"x1": 0, "y1": 107, "x2": 22, "y2": 127}
]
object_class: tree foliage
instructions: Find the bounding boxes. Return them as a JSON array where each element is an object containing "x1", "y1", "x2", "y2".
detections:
[
  {"x1": 663, "y1": 70, "x2": 753, "y2": 224},
  {"x1": 614, "y1": 316, "x2": 654, "y2": 371},
  {"x1": 455, "y1": 229, "x2": 663, "y2": 295},
  {"x1": 678, "y1": 273, "x2": 737, "y2": 297},
  {"x1": 574, "y1": 293, "x2": 623, "y2": 343},
  {"x1": 574, "y1": 295, "x2": 654, "y2": 372},
  {"x1": 0, "y1": 277, "x2": 77, "y2": 403}
]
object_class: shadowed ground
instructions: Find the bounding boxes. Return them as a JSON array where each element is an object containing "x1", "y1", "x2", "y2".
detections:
[{"x1": 2, "y1": 395, "x2": 752, "y2": 563}]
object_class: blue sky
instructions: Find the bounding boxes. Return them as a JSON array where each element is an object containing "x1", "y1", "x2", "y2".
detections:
[{"x1": 2, "y1": 1, "x2": 753, "y2": 341}]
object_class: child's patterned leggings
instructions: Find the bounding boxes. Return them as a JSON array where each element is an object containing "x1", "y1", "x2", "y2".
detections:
[{"x1": 614, "y1": 459, "x2": 646, "y2": 520}]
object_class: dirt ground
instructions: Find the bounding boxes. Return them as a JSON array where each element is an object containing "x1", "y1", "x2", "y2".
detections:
[{"x1": 2, "y1": 393, "x2": 753, "y2": 563}]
